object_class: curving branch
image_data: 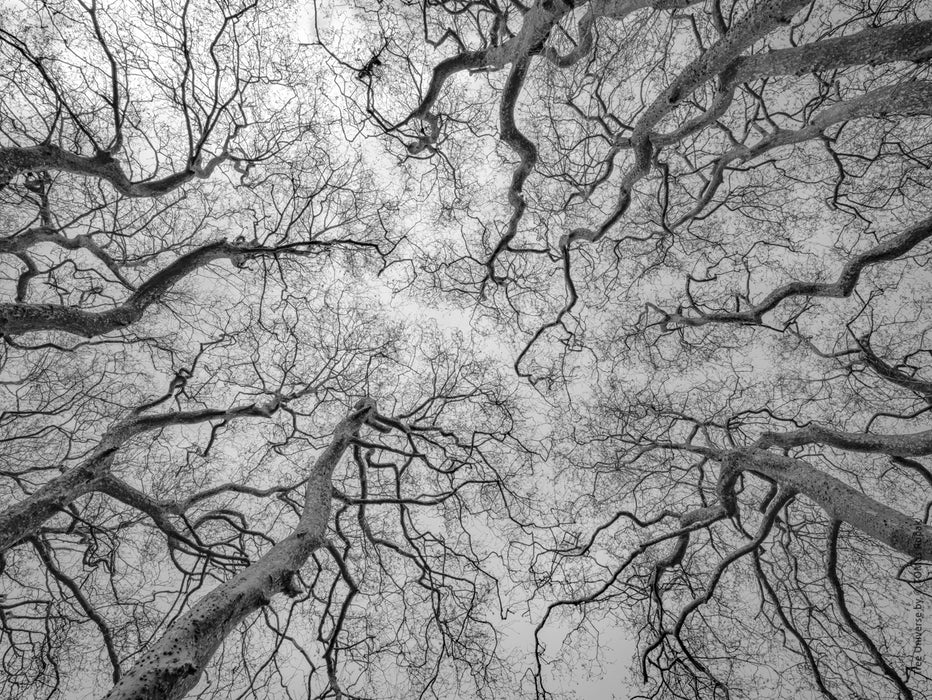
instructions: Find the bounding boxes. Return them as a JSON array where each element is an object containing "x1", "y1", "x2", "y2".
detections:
[
  {"x1": 672, "y1": 81, "x2": 932, "y2": 227},
  {"x1": 30, "y1": 537, "x2": 122, "y2": 684},
  {"x1": 403, "y1": 0, "x2": 574, "y2": 127},
  {"x1": 0, "y1": 143, "x2": 227, "y2": 198},
  {"x1": 486, "y1": 56, "x2": 538, "y2": 281},
  {"x1": 856, "y1": 334, "x2": 932, "y2": 404},
  {"x1": 94, "y1": 475, "x2": 204, "y2": 553},
  {"x1": 0, "y1": 238, "x2": 382, "y2": 338},
  {"x1": 0, "y1": 225, "x2": 135, "y2": 289},
  {"x1": 826, "y1": 521, "x2": 914, "y2": 700},
  {"x1": 0, "y1": 394, "x2": 284, "y2": 553},
  {"x1": 651, "y1": 214, "x2": 932, "y2": 329},
  {"x1": 753, "y1": 551, "x2": 843, "y2": 700},
  {"x1": 544, "y1": 1, "x2": 705, "y2": 68}
]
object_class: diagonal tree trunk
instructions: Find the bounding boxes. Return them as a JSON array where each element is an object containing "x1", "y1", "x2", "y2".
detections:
[
  {"x1": 0, "y1": 400, "x2": 281, "y2": 553},
  {"x1": 102, "y1": 400, "x2": 376, "y2": 700},
  {"x1": 0, "y1": 238, "x2": 376, "y2": 338},
  {"x1": 0, "y1": 241, "x2": 243, "y2": 337},
  {"x1": 742, "y1": 449, "x2": 932, "y2": 561}
]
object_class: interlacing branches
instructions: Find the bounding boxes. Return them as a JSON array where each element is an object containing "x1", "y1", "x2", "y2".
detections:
[
  {"x1": 531, "y1": 336, "x2": 932, "y2": 697},
  {"x1": 346, "y1": 0, "x2": 931, "y2": 378},
  {"x1": 0, "y1": 0, "x2": 287, "y2": 197},
  {"x1": 4, "y1": 0, "x2": 932, "y2": 698}
]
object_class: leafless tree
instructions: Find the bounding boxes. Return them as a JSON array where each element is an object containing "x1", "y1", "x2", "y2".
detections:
[
  {"x1": 6, "y1": 0, "x2": 932, "y2": 698},
  {"x1": 0, "y1": 0, "x2": 304, "y2": 195},
  {"x1": 341, "y1": 0, "x2": 930, "y2": 369},
  {"x1": 316, "y1": 0, "x2": 932, "y2": 697},
  {"x1": 2, "y1": 2, "x2": 533, "y2": 699}
]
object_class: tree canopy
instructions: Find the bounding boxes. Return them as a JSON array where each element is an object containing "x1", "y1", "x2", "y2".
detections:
[{"x1": 1, "y1": 0, "x2": 930, "y2": 698}]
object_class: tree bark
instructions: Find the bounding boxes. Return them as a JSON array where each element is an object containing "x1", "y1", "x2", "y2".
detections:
[
  {"x1": 0, "y1": 237, "x2": 373, "y2": 338},
  {"x1": 102, "y1": 401, "x2": 375, "y2": 700},
  {"x1": 743, "y1": 449, "x2": 932, "y2": 561},
  {"x1": 758, "y1": 424, "x2": 932, "y2": 456},
  {"x1": 732, "y1": 20, "x2": 932, "y2": 84},
  {"x1": 0, "y1": 452, "x2": 113, "y2": 553},
  {"x1": 0, "y1": 400, "x2": 280, "y2": 553},
  {"x1": 0, "y1": 241, "x2": 243, "y2": 337}
]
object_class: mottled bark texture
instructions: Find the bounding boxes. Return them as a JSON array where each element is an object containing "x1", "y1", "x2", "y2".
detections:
[
  {"x1": 0, "y1": 400, "x2": 280, "y2": 553},
  {"x1": 0, "y1": 453, "x2": 113, "y2": 553},
  {"x1": 738, "y1": 449, "x2": 932, "y2": 561},
  {"x1": 102, "y1": 401, "x2": 375, "y2": 700}
]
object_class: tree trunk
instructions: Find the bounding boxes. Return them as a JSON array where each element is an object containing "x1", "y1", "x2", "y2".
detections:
[
  {"x1": 0, "y1": 144, "x2": 197, "y2": 197},
  {"x1": 0, "y1": 452, "x2": 113, "y2": 552},
  {"x1": 102, "y1": 401, "x2": 374, "y2": 700},
  {"x1": 745, "y1": 449, "x2": 932, "y2": 561},
  {"x1": 0, "y1": 241, "x2": 240, "y2": 337}
]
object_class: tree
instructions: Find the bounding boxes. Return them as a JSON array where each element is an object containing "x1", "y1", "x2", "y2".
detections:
[
  {"x1": 5, "y1": 0, "x2": 932, "y2": 698},
  {"x1": 322, "y1": 0, "x2": 932, "y2": 697},
  {"x1": 347, "y1": 0, "x2": 930, "y2": 364},
  {"x1": 2, "y1": 308, "x2": 531, "y2": 698},
  {"x1": 2, "y1": 2, "x2": 532, "y2": 698}
]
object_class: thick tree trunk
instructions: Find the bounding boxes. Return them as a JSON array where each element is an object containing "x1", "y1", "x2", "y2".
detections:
[
  {"x1": 759, "y1": 425, "x2": 932, "y2": 456},
  {"x1": 744, "y1": 449, "x2": 932, "y2": 561},
  {"x1": 732, "y1": 20, "x2": 932, "y2": 84},
  {"x1": 102, "y1": 401, "x2": 374, "y2": 700},
  {"x1": 0, "y1": 452, "x2": 113, "y2": 552}
]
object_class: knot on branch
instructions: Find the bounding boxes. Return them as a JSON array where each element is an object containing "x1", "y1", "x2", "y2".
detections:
[
  {"x1": 283, "y1": 571, "x2": 304, "y2": 597},
  {"x1": 92, "y1": 150, "x2": 117, "y2": 166},
  {"x1": 717, "y1": 454, "x2": 743, "y2": 517},
  {"x1": 256, "y1": 393, "x2": 282, "y2": 417},
  {"x1": 406, "y1": 114, "x2": 440, "y2": 155},
  {"x1": 755, "y1": 431, "x2": 777, "y2": 450},
  {"x1": 229, "y1": 235, "x2": 261, "y2": 268},
  {"x1": 23, "y1": 172, "x2": 48, "y2": 194},
  {"x1": 351, "y1": 397, "x2": 378, "y2": 426},
  {"x1": 644, "y1": 302, "x2": 678, "y2": 332}
]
